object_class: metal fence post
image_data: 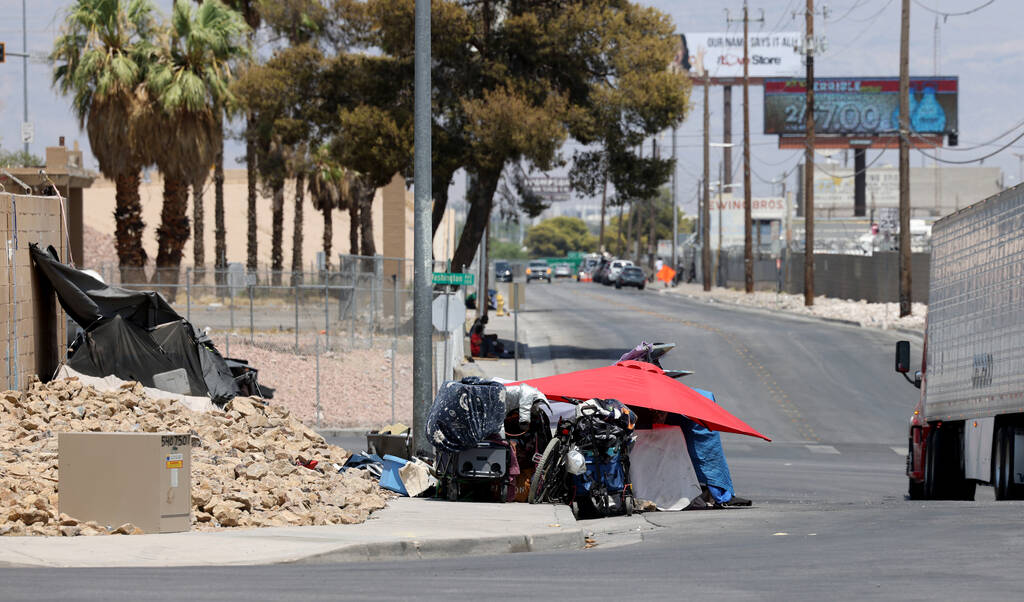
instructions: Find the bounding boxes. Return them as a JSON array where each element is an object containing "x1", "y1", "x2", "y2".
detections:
[
  {"x1": 248, "y1": 284, "x2": 254, "y2": 344},
  {"x1": 294, "y1": 280, "x2": 300, "y2": 353},
  {"x1": 229, "y1": 276, "x2": 235, "y2": 334},
  {"x1": 186, "y1": 267, "x2": 192, "y2": 322},
  {"x1": 226, "y1": 331, "x2": 230, "y2": 358},
  {"x1": 324, "y1": 273, "x2": 330, "y2": 350},
  {"x1": 392, "y1": 274, "x2": 398, "y2": 424},
  {"x1": 369, "y1": 270, "x2": 376, "y2": 348},
  {"x1": 315, "y1": 334, "x2": 322, "y2": 429}
]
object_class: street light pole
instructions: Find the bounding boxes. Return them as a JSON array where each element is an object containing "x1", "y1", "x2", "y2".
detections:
[
  {"x1": 22, "y1": 0, "x2": 29, "y2": 155},
  {"x1": 412, "y1": 0, "x2": 433, "y2": 456}
]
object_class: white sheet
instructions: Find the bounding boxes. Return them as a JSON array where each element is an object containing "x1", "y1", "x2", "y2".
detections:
[
  {"x1": 630, "y1": 425, "x2": 702, "y2": 511},
  {"x1": 55, "y1": 365, "x2": 218, "y2": 413}
]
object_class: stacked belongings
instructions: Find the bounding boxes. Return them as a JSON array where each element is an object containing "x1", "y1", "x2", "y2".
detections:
[
  {"x1": 29, "y1": 244, "x2": 272, "y2": 405},
  {"x1": 529, "y1": 398, "x2": 637, "y2": 518},
  {"x1": 427, "y1": 377, "x2": 550, "y2": 502}
]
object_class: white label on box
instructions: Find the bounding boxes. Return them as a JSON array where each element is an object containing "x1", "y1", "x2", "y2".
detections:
[{"x1": 170, "y1": 468, "x2": 179, "y2": 488}]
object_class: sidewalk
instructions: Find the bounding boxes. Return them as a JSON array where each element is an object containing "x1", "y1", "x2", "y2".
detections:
[
  {"x1": 0, "y1": 498, "x2": 583, "y2": 568},
  {"x1": 459, "y1": 308, "x2": 535, "y2": 382}
]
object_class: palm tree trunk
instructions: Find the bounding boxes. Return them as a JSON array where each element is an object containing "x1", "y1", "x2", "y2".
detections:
[
  {"x1": 349, "y1": 196, "x2": 359, "y2": 257},
  {"x1": 192, "y1": 171, "x2": 207, "y2": 284},
  {"x1": 114, "y1": 170, "x2": 147, "y2": 285},
  {"x1": 359, "y1": 183, "x2": 375, "y2": 257},
  {"x1": 154, "y1": 176, "x2": 191, "y2": 301},
  {"x1": 271, "y1": 182, "x2": 284, "y2": 286},
  {"x1": 214, "y1": 141, "x2": 226, "y2": 287},
  {"x1": 246, "y1": 122, "x2": 258, "y2": 278},
  {"x1": 291, "y1": 172, "x2": 305, "y2": 287},
  {"x1": 322, "y1": 203, "x2": 333, "y2": 273}
]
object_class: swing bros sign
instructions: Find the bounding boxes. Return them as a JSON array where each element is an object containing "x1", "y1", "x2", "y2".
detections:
[{"x1": 763, "y1": 76, "x2": 959, "y2": 149}]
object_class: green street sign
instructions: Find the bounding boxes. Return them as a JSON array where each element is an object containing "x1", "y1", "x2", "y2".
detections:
[
  {"x1": 568, "y1": 251, "x2": 584, "y2": 259},
  {"x1": 432, "y1": 272, "x2": 475, "y2": 286}
]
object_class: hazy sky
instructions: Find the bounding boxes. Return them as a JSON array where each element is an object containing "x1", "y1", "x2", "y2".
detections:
[{"x1": 2, "y1": 0, "x2": 1019, "y2": 215}]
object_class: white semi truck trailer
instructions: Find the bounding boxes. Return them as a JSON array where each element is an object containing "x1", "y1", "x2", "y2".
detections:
[{"x1": 897, "y1": 183, "x2": 1024, "y2": 500}]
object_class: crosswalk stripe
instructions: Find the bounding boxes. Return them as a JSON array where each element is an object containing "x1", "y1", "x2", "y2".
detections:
[{"x1": 805, "y1": 445, "x2": 840, "y2": 455}]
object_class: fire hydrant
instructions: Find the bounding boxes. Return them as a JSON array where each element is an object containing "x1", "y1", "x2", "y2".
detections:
[{"x1": 495, "y1": 292, "x2": 507, "y2": 316}]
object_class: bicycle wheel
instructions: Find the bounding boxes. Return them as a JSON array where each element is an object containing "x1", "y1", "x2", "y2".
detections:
[{"x1": 529, "y1": 438, "x2": 562, "y2": 504}]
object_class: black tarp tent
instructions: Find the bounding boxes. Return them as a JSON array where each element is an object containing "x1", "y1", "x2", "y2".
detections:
[{"x1": 31, "y1": 244, "x2": 268, "y2": 405}]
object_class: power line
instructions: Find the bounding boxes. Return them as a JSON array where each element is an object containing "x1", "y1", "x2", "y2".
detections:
[
  {"x1": 907, "y1": 118, "x2": 1024, "y2": 151},
  {"x1": 812, "y1": 148, "x2": 888, "y2": 178},
  {"x1": 912, "y1": 0, "x2": 995, "y2": 19},
  {"x1": 827, "y1": 0, "x2": 876, "y2": 23},
  {"x1": 909, "y1": 128, "x2": 1024, "y2": 164}
]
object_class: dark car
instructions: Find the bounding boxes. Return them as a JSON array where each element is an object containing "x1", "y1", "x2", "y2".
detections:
[
  {"x1": 615, "y1": 266, "x2": 646, "y2": 290},
  {"x1": 494, "y1": 261, "x2": 513, "y2": 282}
]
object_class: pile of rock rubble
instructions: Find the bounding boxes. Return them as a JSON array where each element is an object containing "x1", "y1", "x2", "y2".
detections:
[{"x1": 1, "y1": 377, "x2": 389, "y2": 536}]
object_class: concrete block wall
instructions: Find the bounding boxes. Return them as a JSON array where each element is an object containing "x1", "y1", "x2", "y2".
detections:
[
  {"x1": 1, "y1": 194, "x2": 68, "y2": 391},
  {"x1": 717, "y1": 251, "x2": 931, "y2": 303}
]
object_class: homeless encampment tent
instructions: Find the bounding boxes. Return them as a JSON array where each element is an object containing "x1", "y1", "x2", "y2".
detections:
[{"x1": 30, "y1": 244, "x2": 271, "y2": 405}]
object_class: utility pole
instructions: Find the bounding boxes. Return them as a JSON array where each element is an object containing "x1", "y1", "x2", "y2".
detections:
[
  {"x1": 898, "y1": 0, "x2": 912, "y2": 317},
  {"x1": 702, "y1": 71, "x2": 712, "y2": 291},
  {"x1": 803, "y1": 0, "x2": 816, "y2": 307},
  {"x1": 599, "y1": 176, "x2": 608, "y2": 252},
  {"x1": 649, "y1": 138, "x2": 658, "y2": 272},
  {"x1": 717, "y1": 161, "x2": 724, "y2": 286},
  {"x1": 671, "y1": 127, "x2": 678, "y2": 273},
  {"x1": 723, "y1": 87, "x2": 732, "y2": 193},
  {"x1": 412, "y1": 0, "x2": 433, "y2": 456},
  {"x1": 729, "y1": 3, "x2": 763, "y2": 294}
]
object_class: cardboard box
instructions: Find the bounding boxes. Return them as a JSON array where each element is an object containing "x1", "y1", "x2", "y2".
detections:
[{"x1": 59, "y1": 432, "x2": 192, "y2": 533}]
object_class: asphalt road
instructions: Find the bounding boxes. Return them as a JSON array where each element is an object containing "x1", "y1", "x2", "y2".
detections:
[{"x1": 7, "y1": 281, "x2": 1024, "y2": 600}]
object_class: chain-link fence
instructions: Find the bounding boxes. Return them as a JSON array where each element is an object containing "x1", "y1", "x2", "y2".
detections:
[{"x1": 82, "y1": 254, "x2": 451, "y2": 430}]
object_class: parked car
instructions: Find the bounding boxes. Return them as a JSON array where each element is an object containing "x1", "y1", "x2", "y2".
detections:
[
  {"x1": 525, "y1": 260, "x2": 552, "y2": 283},
  {"x1": 553, "y1": 263, "x2": 572, "y2": 278},
  {"x1": 605, "y1": 260, "x2": 632, "y2": 285},
  {"x1": 615, "y1": 266, "x2": 646, "y2": 290},
  {"x1": 494, "y1": 261, "x2": 513, "y2": 282}
]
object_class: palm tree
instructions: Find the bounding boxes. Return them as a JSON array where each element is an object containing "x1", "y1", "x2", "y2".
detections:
[
  {"x1": 308, "y1": 145, "x2": 352, "y2": 274},
  {"x1": 52, "y1": 0, "x2": 159, "y2": 284},
  {"x1": 145, "y1": 0, "x2": 248, "y2": 295}
]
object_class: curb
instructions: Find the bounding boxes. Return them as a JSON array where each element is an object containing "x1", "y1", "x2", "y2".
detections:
[
  {"x1": 656, "y1": 288, "x2": 926, "y2": 337},
  {"x1": 292, "y1": 528, "x2": 586, "y2": 565}
]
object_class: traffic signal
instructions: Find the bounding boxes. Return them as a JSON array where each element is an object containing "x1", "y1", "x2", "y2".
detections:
[{"x1": 0, "y1": 43, "x2": 5, "y2": 64}]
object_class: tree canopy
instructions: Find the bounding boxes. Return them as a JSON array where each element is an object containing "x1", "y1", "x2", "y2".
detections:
[{"x1": 525, "y1": 216, "x2": 597, "y2": 258}]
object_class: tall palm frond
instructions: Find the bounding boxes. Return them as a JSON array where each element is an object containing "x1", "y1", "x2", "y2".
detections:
[{"x1": 52, "y1": 0, "x2": 158, "y2": 281}]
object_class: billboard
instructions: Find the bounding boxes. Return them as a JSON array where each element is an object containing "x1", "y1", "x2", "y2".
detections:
[
  {"x1": 676, "y1": 33, "x2": 802, "y2": 81},
  {"x1": 764, "y1": 77, "x2": 958, "y2": 137}
]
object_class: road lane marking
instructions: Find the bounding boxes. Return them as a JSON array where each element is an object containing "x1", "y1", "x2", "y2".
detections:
[
  {"x1": 805, "y1": 445, "x2": 840, "y2": 454},
  {"x1": 891, "y1": 446, "x2": 907, "y2": 456}
]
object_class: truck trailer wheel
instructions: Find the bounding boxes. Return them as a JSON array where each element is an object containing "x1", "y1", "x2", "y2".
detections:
[
  {"x1": 924, "y1": 423, "x2": 975, "y2": 500},
  {"x1": 993, "y1": 425, "x2": 1024, "y2": 500}
]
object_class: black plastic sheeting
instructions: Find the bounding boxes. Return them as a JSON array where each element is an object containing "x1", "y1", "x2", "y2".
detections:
[
  {"x1": 30, "y1": 244, "x2": 180, "y2": 330},
  {"x1": 31, "y1": 243, "x2": 270, "y2": 405},
  {"x1": 426, "y1": 378, "x2": 508, "y2": 453}
]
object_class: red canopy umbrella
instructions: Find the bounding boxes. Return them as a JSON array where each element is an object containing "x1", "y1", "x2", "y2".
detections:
[{"x1": 512, "y1": 360, "x2": 770, "y2": 441}]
